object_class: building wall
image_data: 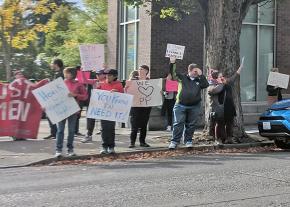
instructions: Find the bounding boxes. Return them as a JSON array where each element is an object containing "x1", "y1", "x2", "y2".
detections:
[
  {"x1": 276, "y1": 0, "x2": 290, "y2": 93},
  {"x1": 137, "y1": 3, "x2": 152, "y2": 70},
  {"x1": 150, "y1": 6, "x2": 204, "y2": 78},
  {"x1": 107, "y1": 0, "x2": 118, "y2": 69}
]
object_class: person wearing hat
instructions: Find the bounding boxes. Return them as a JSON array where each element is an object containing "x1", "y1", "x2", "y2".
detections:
[
  {"x1": 80, "y1": 69, "x2": 107, "y2": 143},
  {"x1": 97, "y1": 69, "x2": 123, "y2": 154}
]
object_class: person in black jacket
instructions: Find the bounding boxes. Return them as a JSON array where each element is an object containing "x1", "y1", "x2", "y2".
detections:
[
  {"x1": 168, "y1": 57, "x2": 209, "y2": 149},
  {"x1": 43, "y1": 59, "x2": 64, "y2": 140},
  {"x1": 212, "y1": 66, "x2": 243, "y2": 144},
  {"x1": 267, "y1": 68, "x2": 282, "y2": 106}
]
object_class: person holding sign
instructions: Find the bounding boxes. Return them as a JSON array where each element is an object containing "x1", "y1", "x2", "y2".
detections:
[
  {"x1": 168, "y1": 57, "x2": 209, "y2": 149},
  {"x1": 126, "y1": 66, "x2": 152, "y2": 148},
  {"x1": 55, "y1": 67, "x2": 88, "y2": 158},
  {"x1": 80, "y1": 69, "x2": 107, "y2": 143},
  {"x1": 44, "y1": 59, "x2": 64, "y2": 140},
  {"x1": 162, "y1": 73, "x2": 177, "y2": 131},
  {"x1": 98, "y1": 69, "x2": 123, "y2": 154},
  {"x1": 266, "y1": 68, "x2": 283, "y2": 106}
]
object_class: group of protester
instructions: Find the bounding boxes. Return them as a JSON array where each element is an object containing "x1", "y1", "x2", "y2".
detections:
[{"x1": 8, "y1": 55, "x2": 285, "y2": 158}]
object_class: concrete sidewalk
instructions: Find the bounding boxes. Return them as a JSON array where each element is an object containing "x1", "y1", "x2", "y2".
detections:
[{"x1": 0, "y1": 118, "x2": 268, "y2": 168}]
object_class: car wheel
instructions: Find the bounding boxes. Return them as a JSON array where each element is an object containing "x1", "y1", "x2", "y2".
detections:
[{"x1": 274, "y1": 139, "x2": 290, "y2": 149}]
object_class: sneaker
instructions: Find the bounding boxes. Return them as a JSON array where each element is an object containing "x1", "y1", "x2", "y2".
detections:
[
  {"x1": 185, "y1": 141, "x2": 193, "y2": 148},
  {"x1": 169, "y1": 141, "x2": 177, "y2": 150},
  {"x1": 67, "y1": 151, "x2": 76, "y2": 157},
  {"x1": 214, "y1": 140, "x2": 222, "y2": 146},
  {"x1": 12, "y1": 137, "x2": 26, "y2": 141},
  {"x1": 75, "y1": 132, "x2": 84, "y2": 137},
  {"x1": 81, "y1": 135, "x2": 92, "y2": 143},
  {"x1": 54, "y1": 151, "x2": 62, "y2": 158},
  {"x1": 95, "y1": 130, "x2": 101, "y2": 135},
  {"x1": 107, "y1": 147, "x2": 115, "y2": 154},
  {"x1": 100, "y1": 147, "x2": 108, "y2": 154},
  {"x1": 129, "y1": 144, "x2": 135, "y2": 148},
  {"x1": 140, "y1": 143, "x2": 150, "y2": 147},
  {"x1": 43, "y1": 135, "x2": 55, "y2": 140},
  {"x1": 166, "y1": 126, "x2": 172, "y2": 131}
]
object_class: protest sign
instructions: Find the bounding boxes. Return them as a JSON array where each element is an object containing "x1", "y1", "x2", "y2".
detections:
[
  {"x1": 126, "y1": 79, "x2": 163, "y2": 107},
  {"x1": 166, "y1": 80, "x2": 179, "y2": 92},
  {"x1": 267, "y1": 72, "x2": 289, "y2": 89},
  {"x1": 165, "y1": 43, "x2": 185, "y2": 60},
  {"x1": 87, "y1": 90, "x2": 133, "y2": 123},
  {"x1": 76, "y1": 71, "x2": 90, "y2": 83},
  {"x1": 79, "y1": 44, "x2": 104, "y2": 71},
  {"x1": 0, "y1": 78, "x2": 48, "y2": 139},
  {"x1": 32, "y1": 78, "x2": 80, "y2": 124}
]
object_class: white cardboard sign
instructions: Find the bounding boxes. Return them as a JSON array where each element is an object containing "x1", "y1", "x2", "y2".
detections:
[
  {"x1": 267, "y1": 72, "x2": 289, "y2": 89},
  {"x1": 165, "y1": 43, "x2": 185, "y2": 60},
  {"x1": 126, "y1": 79, "x2": 163, "y2": 107},
  {"x1": 87, "y1": 89, "x2": 133, "y2": 123},
  {"x1": 79, "y1": 44, "x2": 105, "y2": 71},
  {"x1": 32, "y1": 78, "x2": 80, "y2": 124}
]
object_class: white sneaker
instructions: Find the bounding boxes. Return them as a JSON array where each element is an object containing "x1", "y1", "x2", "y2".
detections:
[
  {"x1": 67, "y1": 151, "x2": 76, "y2": 157},
  {"x1": 81, "y1": 135, "x2": 92, "y2": 143},
  {"x1": 107, "y1": 147, "x2": 115, "y2": 154},
  {"x1": 54, "y1": 151, "x2": 62, "y2": 158},
  {"x1": 166, "y1": 126, "x2": 172, "y2": 131},
  {"x1": 185, "y1": 141, "x2": 193, "y2": 148},
  {"x1": 100, "y1": 147, "x2": 108, "y2": 154},
  {"x1": 169, "y1": 142, "x2": 177, "y2": 149},
  {"x1": 214, "y1": 140, "x2": 222, "y2": 146}
]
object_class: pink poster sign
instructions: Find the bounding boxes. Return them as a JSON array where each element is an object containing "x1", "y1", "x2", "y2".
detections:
[{"x1": 166, "y1": 80, "x2": 178, "y2": 92}]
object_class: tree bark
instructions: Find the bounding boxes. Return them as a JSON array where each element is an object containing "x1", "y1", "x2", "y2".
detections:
[
  {"x1": 2, "y1": 38, "x2": 12, "y2": 81},
  {"x1": 203, "y1": 0, "x2": 253, "y2": 139}
]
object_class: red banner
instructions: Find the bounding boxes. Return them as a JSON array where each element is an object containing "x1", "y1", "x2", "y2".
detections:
[{"x1": 0, "y1": 78, "x2": 48, "y2": 139}]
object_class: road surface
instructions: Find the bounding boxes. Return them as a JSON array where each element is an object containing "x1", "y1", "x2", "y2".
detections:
[{"x1": 1, "y1": 152, "x2": 290, "y2": 207}]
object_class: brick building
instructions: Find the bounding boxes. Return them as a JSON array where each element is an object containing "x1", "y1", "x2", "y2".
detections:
[{"x1": 107, "y1": 0, "x2": 290, "y2": 125}]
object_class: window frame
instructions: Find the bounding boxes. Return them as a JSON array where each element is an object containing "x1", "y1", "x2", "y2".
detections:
[
  {"x1": 241, "y1": 0, "x2": 276, "y2": 102},
  {"x1": 118, "y1": 1, "x2": 140, "y2": 80}
]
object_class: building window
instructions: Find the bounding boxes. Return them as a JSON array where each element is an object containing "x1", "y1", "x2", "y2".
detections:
[
  {"x1": 240, "y1": 0, "x2": 276, "y2": 102},
  {"x1": 118, "y1": 1, "x2": 139, "y2": 80}
]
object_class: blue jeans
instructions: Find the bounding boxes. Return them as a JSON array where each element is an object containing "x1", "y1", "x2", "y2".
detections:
[
  {"x1": 171, "y1": 103, "x2": 201, "y2": 144},
  {"x1": 56, "y1": 114, "x2": 78, "y2": 152}
]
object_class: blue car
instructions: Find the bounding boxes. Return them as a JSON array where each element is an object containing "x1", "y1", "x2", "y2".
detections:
[{"x1": 258, "y1": 99, "x2": 290, "y2": 149}]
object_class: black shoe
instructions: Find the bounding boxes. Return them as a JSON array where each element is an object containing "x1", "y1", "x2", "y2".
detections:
[
  {"x1": 75, "y1": 132, "x2": 84, "y2": 137},
  {"x1": 129, "y1": 144, "x2": 135, "y2": 148},
  {"x1": 43, "y1": 135, "x2": 55, "y2": 140},
  {"x1": 140, "y1": 143, "x2": 150, "y2": 147}
]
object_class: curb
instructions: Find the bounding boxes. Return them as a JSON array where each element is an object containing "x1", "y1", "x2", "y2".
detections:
[{"x1": 24, "y1": 141, "x2": 274, "y2": 167}]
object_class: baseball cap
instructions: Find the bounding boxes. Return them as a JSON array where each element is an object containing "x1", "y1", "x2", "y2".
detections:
[
  {"x1": 96, "y1": 69, "x2": 105, "y2": 75},
  {"x1": 104, "y1": 69, "x2": 118, "y2": 75}
]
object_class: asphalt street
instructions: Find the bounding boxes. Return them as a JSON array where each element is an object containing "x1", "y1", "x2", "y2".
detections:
[{"x1": 1, "y1": 152, "x2": 290, "y2": 207}]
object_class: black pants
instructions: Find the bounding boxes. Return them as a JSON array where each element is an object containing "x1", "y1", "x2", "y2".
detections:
[
  {"x1": 163, "y1": 99, "x2": 175, "y2": 127},
  {"x1": 48, "y1": 117, "x2": 57, "y2": 137},
  {"x1": 130, "y1": 107, "x2": 152, "y2": 145},
  {"x1": 215, "y1": 118, "x2": 234, "y2": 143},
  {"x1": 75, "y1": 106, "x2": 83, "y2": 134},
  {"x1": 101, "y1": 120, "x2": 115, "y2": 148},
  {"x1": 86, "y1": 118, "x2": 96, "y2": 136}
]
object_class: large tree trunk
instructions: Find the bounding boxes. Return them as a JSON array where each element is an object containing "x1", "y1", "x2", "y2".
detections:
[
  {"x1": 2, "y1": 40, "x2": 12, "y2": 81},
  {"x1": 203, "y1": 0, "x2": 252, "y2": 140}
]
